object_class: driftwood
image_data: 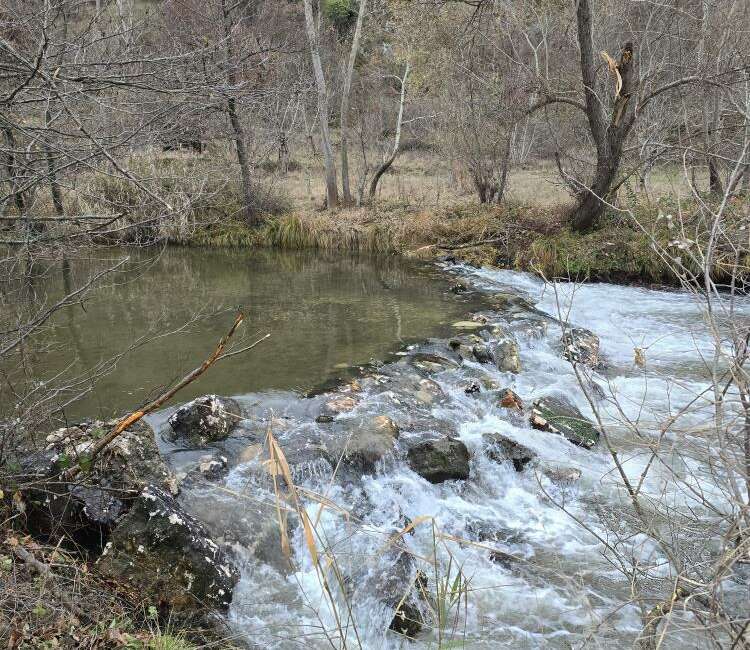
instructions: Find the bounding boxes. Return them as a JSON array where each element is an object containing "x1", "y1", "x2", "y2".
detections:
[{"x1": 64, "y1": 312, "x2": 267, "y2": 479}]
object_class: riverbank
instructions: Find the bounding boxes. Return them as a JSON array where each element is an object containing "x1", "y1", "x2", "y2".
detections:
[{"x1": 184, "y1": 196, "x2": 745, "y2": 287}]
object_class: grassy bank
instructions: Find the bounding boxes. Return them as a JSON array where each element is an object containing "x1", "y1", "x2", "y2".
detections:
[{"x1": 185, "y1": 196, "x2": 745, "y2": 287}]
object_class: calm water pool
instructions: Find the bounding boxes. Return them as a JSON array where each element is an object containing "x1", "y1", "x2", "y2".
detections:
[{"x1": 2, "y1": 247, "x2": 484, "y2": 419}]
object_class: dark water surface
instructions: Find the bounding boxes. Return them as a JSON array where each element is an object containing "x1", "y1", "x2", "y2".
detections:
[{"x1": 6, "y1": 247, "x2": 483, "y2": 419}]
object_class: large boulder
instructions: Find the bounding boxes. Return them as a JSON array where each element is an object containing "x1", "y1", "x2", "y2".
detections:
[
  {"x1": 97, "y1": 485, "x2": 238, "y2": 613},
  {"x1": 482, "y1": 433, "x2": 536, "y2": 472},
  {"x1": 530, "y1": 396, "x2": 601, "y2": 448},
  {"x1": 407, "y1": 437, "x2": 470, "y2": 483},
  {"x1": 17, "y1": 420, "x2": 173, "y2": 553},
  {"x1": 17, "y1": 420, "x2": 238, "y2": 618},
  {"x1": 324, "y1": 415, "x2": 400, "y2": 473},
  {"x1": 562, "y1": 327, "x2": 602, "y2": 368},
  {"x1": 167, "y1": 395, "x2": 241, "y2": 445}
]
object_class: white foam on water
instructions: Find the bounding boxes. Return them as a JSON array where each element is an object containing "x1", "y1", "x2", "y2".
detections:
[{"x1": 220, "y1": 267, "x2": 745, "y2": 648}]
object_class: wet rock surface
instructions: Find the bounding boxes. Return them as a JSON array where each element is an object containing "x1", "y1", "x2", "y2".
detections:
[
  {"x1": 407, "y1": 437, "x2": 471, "y2": 483},
  {"x1": 97, "y1": 485, "x2": 238, "y2": 612},
  {"x1": 17, "y1": 419, "x2": 239, "y2": 618},
  {"x1": 530, "y1": 395, "x2": 601, "y2": 448},
  {"x1": 482, "y1": 432, "x2": 537, "y2": 472},
  {"x1": 167, "y1": 395, "x2": 242, "y2": 445},
  {"x1": 324, "y1": 415, "x2": 400, "y2": 473},
  {"x1": 493, "y1": 339, "x2": 521, "y2": 373},
  {"x1": 562, "y1": 327, "x2": 602, "y2": 368}
]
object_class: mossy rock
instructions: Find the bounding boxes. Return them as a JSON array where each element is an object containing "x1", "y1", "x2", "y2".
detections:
[{"x1": 530, "y1": 396, "x2": 600, "y2": 448}]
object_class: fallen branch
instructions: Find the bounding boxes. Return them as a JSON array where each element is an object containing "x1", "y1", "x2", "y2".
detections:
[
  {"x1": 437, "y1": 237, "x2": 505, "y2": 250},
  {"x1": 10, "y1": 542, "x2": 90, "y2": 622},
  {"x1": 65, "y1": 312, "x2": 266, "y2": 479}
]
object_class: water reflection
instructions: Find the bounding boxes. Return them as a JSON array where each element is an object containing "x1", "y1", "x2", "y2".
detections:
[{"x1": 2, "y1": 248, "x2": 482, "y2": 419}]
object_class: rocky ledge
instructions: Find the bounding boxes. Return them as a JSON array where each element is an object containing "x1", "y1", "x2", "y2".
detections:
[{"x1": 12, "y1": 414, "x2": 239, "y2": 619}]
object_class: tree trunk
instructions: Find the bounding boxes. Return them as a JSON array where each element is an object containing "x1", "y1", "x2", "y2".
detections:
[
  {"x1": 2, "y1": 127, "x2": 26, "y2": 215},
  {"x1": 570, "y1": 0, "x2": 635, "y2": 231},
  {"x1": 45, "y1": 108, "x2": 64, "y2": 217},
  {"x1": 340, "y1": 0, "x2": 367, "y2": 206},
  {"x1": 221, "y1": 0, "x2": 258, "y2": 226},
  {"x1": 303, "y1": 0, "x2": 338, "y2": 209},
  {"x1": 708, "y1": 158, "x2": 724, "y2": 195},
  {"x1": 368, "y1": 62, "x2": 409, "y2": 200}
]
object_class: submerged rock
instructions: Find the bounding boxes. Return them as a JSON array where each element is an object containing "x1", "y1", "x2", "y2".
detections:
[
  {"x1": 530, "y1": 396, "x2": 601, "y2": 448},
  {"x1": 375, "y1": 551, "x2": 427, "y2": 638},
  {"x1": 562, "y1": 327, "x2": 602, "y2": 368},
  {"x1": 542, "y1": 464, "x2": 583, "y2": 484},
  {"x1": 97, "y1": 485, "x2": 238, "y2": 613},
  {"x1": 325, "y1": 415, "x2": 400, "y2": 473},
  {"x1": 407, "y1": 437, "x2": 470, "y2": 483},
  {"x1": 167, "y1": 395, "x2": 241, "y2": 445},
  {"x1": 320, "y1": 394, "x2": 359, "y2": 418},
  {"x1": 482, "y1": 433, "x2": 536, "y2": 472}
]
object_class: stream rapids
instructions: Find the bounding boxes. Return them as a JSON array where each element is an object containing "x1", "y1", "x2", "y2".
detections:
[{"x1": 149, "y1": 264, "x2": 747, "y2": 649}]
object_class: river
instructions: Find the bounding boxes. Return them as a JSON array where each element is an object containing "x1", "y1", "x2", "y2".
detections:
[{"x1": 146, "y1": 261, "x2": 745, "y2": 648}]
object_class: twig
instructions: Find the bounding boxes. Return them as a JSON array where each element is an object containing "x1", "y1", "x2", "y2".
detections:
[{"x1": 64, "y1": 312, "x2": 263, "y2": 478}]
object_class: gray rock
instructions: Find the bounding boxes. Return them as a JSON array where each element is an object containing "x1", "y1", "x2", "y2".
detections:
[
  {"x1": 409, "y1": 352, "x2": 460, "y2": 374},
  {"x1": 18, "y1": 420, "x2": 173, "y2": 553},
  {"x1": 407, "y1": 437, "x2": 470, "y2": 483},
  {"x1": 482, "y1": 433, "x2": 536, "y2": 472},
  {"x1": 494, "y1": 339, "x2": 521, "y2": 373},
  {"x1": 472, "y1": 343, "x2": 494, "y2": 364},
  {"x1": 530, "y1": 396, "x2": 601, "y2": 448},
  {"x1": 167, "y1": 395, "x2": 241, "y2": 445},
  {"x1": 324, "y1": 415, "x2": 400, "y2": 473},
  {"x1": 97, "y1": 485, "x2": 238, "y2": 612},
  {"x1": 562, "y1": 327, "x2": 602, "y2": 368}
]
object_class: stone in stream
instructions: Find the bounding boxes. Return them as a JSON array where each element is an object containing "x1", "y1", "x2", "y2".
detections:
[
  {"x1": 498, "y1": 388, "x2": 523, "y2": 410},
  {"x1": 482, "y1": 433, "x2": 536, "y2": 472},
  {"x1": 324, "y1": 415, "x2": 400, "y2": 473},
  {"x1": 530, "y1": 396, "x2": 601, "y2": 448},
  {"x1": 493, "y1": 339, "x2": 521, "y2": 373},
  {"x1": 374, "y1": 551, "x2": 427, "y2": 638},
  {"x1": 562, "y1": 327, "x2": 602, "y2": 368},
  {"x1": 451, "y1": 320, "x2": 485, "y2": 330},
  {"x1": 408, "y1": 352, "x2": 460, "y2": 374},
  {"x1": 97, "y1": 485, "x2": 238, "y2": 613},
  {"x1": 407, "y1": 437, "x2": 471, "y2": 483},
  {"x1": 472, "y1": 343, "x2": 494, "y2": 364},
  {"x1": 464, "y1": 381, "x2": 481, "y2": 395},
  {"x1": 167, "y1": 395, "x2": 241, "y2": 445},
  {"x1": 320, "y1": 394, "x2": 359, "y2": 418},
  {"x1": 541, "y1": 464, "x2": 583, "y2": 484}
]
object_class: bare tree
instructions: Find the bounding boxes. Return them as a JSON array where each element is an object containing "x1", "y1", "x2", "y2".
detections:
[{"x1": 302, "y1": 0, "x2": 339, "y2": 208}]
